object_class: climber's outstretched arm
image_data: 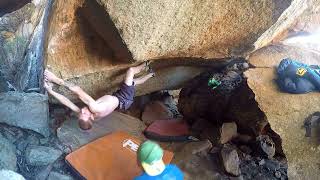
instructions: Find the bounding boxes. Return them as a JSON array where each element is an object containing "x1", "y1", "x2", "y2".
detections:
[
  {"x1": 44, "y1": 82, "x2": 80, "y2": 113},
  {"x1": 44, "y1": 69, "x2": 96, "y2": 106}
]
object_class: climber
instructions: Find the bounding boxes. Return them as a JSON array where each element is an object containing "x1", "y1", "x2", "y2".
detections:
[{"x1": 44, "y1": 61, "x2": 155, "y2": 130}]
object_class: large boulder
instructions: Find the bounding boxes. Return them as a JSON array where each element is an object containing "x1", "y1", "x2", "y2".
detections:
[
  {"x1": 0, "y1": 92, "x2": 50, "y2": 137},
  {"x1": 178, "y1": 61, "x2": 267, "y2": 136},
  {"x1": 47, "y1": 172, "x2": 74, "y2": 180},
  {"x1": 0, "y1": 170, "x2": 25, "y2": 180},
  {"x1": 292, "y1": 0, "x2": 320, "y2": 34},
  {"x1": 178, "y1": 65, "x2": 245, "y2": 123},
  {"x1": 0, "y1": 0, "x2": 52, "y2": 91},
  {"x1": 89, "y1": 0, "x2": 291, "y2": 61},
  {"x1": 280, "y1": 0, "x2": 320, "y2": 53},
  {"x1": 25, "y1": 145, "x2": 63, "y2": 166},
  {"x1": 0, "y1": 135, "x2": 17, "y2": 171},
  {"x1": 220, "y1": 144, "x2": 241, "y2": 176},
  {"x1": 220, "y1": 122, "x2": 238, "y2": 144},
  {"x1": 171, "y1": 141, "x2": 226, "y2": 180},
  {"x1": 0, "y1": 74, "x2": 11, "y2": 92},
  {"x1": 255, "y1": 0, "x2": 319, "y2": 49},
  {"x1": 245, "y1": 44, "x2": 320, "y2": 179},
  {"x1": 0, "y1": 0, "x2": 30, "y2": 16},
  {"x1": 50, "y1": 64, "x2": 212, "y2": 102},
  {"x1": 0, "y1": 2, "x2": 36, "y2": 86},
  {"x1": 46, "y1": 0, "x2": 218, "y2": 102},
  {"x1": 45, "y1": 0, "x2": 296, "y2": 102}
]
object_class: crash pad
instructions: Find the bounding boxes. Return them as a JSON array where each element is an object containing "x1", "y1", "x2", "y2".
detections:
[
  {"x1": 66, "y1": 131, "x2": 173, "y2": 180},
  {"x1": 144, "y1": 119, "x2": 197, "y2": 142}
]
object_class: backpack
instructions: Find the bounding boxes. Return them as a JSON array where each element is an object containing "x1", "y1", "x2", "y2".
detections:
[{"x1": 277, "y1": 58, "x2": 320, "y2": 94}]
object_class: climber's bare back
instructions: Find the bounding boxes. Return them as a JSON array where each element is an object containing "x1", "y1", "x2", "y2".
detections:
[{"x1": 89, "y1": 94, "x2": 119, "y2": 118}]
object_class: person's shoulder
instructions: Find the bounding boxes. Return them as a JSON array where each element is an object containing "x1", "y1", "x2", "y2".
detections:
[
  {"x1": 167, "y1": 164, "x2": 181, "y2": 170},
  {"x1": 134, "y1": 173, "x2": 151, "y2": 180},
  {"x1": 165, "y1": 164, "x2": 184, "y2": 179},
  {"x1": 133, "y1": 175, "x2": 144, "y2": 180},
  {"x1": 133, "y1": 176, "x2": 142, "y2": 180},
  {"x1": 165, "y1": 164, "x2": 183, "y2": 174}
]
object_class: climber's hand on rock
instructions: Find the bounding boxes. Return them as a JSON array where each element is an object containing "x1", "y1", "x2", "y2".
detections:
[{"x1": 44, "y1": 81, "x2": 53, "y2": 91}]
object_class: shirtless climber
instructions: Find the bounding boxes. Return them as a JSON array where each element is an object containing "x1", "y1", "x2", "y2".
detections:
[{"x1": 44, "y1": 62, "x2": 155, "y2": 130}]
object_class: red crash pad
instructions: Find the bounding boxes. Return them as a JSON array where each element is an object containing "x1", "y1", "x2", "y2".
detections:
[{"x1": 144, "y1": 119, "x2": 196, "y2": 142}]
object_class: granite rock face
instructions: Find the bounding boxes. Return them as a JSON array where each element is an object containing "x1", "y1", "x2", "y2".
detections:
[
  {"x1": 25, "y1": 145, "x2": 63, "y2": 166},
  {"x1": 93, "y1": 0, "x2": 291, "y2": 61},
  {"x1": 0, "y1": 135, "x2": 17, "y2": 171},
  {"x1": 221, "y1": 144, "x2": 241, "y2": 176},
  {"x1": 45, "y1": 0, "x2": 295, "y2": 102},
  {"x1": 0, "y1": 170, "x2": 25, "y2": 180},
  {"x1": 46, "y1": 0, "x2": 217, "y2": 101},
  {"x1": 0, "y1": 92, "x2": 50, "y2": 137},
  {"x1": 0, "y1": 0, "x2": 30, "y2": 16},
  {"x1": 255, "y1": 0, "x2": 319, "y2": 49},
  {"x1": 0, "y1": 2, "x2": 36, "y2": 86},
  {"x1": 178, "y1": 61, "x2": 267, "y2": 136},
  {"x1": 47, "y1": 172, "x2": 74, "y2": 180},
  {"x1": 172, "y1": 141, "x2": 225, "y2": 180},
  {"x1": 245, "y1": 44, "x2": 320, "y2": 179},
  {"x1": 220, "y1": 122, "x2": 238, "y2": 144},
  {"x1": 0, "y1": 0, "x2": 52, "y2": 92}
]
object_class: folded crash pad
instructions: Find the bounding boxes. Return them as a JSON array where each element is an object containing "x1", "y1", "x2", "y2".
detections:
[
  {"x1": 144, "y1": 119, "x2": 198, "y2": 142},
  {"x1": 66, "y1": 131, "x2": 173, "y2": 180}
]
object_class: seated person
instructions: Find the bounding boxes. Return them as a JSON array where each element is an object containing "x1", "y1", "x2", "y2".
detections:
[
  {"x1": 135, "y1": 140, "x2": 183, "y2": 180},
  {"x1": 44, "y1": 62, "x2": 154, "y2": 130}
]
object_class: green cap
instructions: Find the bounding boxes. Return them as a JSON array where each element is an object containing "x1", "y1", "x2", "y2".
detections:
[{"x1": 137, "y1": 141, "x2": 163, "y2": 164}]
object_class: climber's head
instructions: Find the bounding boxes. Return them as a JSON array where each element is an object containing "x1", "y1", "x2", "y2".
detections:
[{"x1": 78, "y1": 106, "x2": 94, "y2": 130}]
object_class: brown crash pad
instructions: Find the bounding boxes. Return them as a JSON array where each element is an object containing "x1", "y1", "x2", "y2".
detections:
[
  {"x1": 66, "y1": 131, "x2": 174, "y2": 180},
  {"x1": 144, "y1": 119, "x2": 196, "y2": 142},
  {"x1": 57, "y1": 111, "x2": 146, "y2": 150}
]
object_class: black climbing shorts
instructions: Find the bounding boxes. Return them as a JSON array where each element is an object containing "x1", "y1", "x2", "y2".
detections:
[{"x1": 112, "y1": 83, "x2": 135, "y2": 110}]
